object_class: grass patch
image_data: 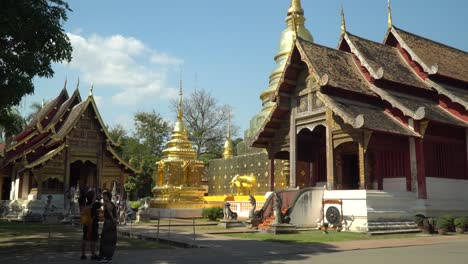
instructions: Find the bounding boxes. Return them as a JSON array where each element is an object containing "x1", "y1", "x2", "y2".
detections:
[
  {"x1": 223, "y1": 230, "x2": 420, "y2": 244},
  {"x1": 0, "y1": 220, "x2": 169, "y2": 254}
]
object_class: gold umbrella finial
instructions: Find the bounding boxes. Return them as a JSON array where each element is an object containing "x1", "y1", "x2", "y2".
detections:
[
  {"x1": 341, "y1": 4, "x2": 346, "y2": 35},
  {"x1": 288, "y1": 0, "x2": 304, "y2": 15},
  {"x1": 178, "y1": 78, "x2": 183, "y2": 120},
  {"x1": 388, "y1": 0, "x2": 393, "y2": 29}
]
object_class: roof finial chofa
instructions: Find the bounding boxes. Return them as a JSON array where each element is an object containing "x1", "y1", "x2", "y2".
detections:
[
  {"x1": 340, "y1": 4, "x2": 346, "y2": 35},
  {"x1": 89, "y1": 82, "x2": 94, "y2": 97},
  {"x1": 388, "y1": 0, "x2": 393, "y2": 29}
]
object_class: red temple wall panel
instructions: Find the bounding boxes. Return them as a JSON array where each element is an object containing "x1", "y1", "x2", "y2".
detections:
[{"x1": 423, "y1": 124, "x2": 467, "y2": 180}]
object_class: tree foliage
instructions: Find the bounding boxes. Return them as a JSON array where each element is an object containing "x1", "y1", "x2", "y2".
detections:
[
  {"x1": 171, "y1": 89, "x2": 238, "y2": 158},
  {"x1": 0, "y1": 0, "x2": 73, "y2": 126},
  {"x1": 109, "y1": 111, "x2": 171, "y2": 198}
]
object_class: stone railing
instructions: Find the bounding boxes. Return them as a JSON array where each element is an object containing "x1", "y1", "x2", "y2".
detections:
[{"x1": 227, "y1": 201, "x2": 265, "y2": 219}]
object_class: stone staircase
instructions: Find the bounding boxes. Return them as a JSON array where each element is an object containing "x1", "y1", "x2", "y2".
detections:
[
  {"x1": 367, "y1": 221, "x2": 421, "y2": 235},
  {"x1": 258, "y1": 208, "x2": 288, "y2": 229}
]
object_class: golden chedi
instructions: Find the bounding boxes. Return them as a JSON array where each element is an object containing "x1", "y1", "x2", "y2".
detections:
[{"x1": 152, "y1": 83, "x2": 206, "y2": 212}]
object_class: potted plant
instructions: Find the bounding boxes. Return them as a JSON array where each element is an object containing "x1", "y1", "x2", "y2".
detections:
[
  {"x1": 441, "y1": 214, "x2": 455, "y2": 231},
  {"x1": 436, "y1": 217, "x2": 449, "y2": 235},
  {"x1": 454, "y1": 218, "x2": 466, "y2": 234}
]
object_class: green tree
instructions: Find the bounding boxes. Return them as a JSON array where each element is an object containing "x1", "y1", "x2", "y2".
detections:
[
  {"x1": 25, "y1": 100, "x2": 49, "y2": 124},
  {"x1": 134, "y1": 111, "x2": 171, "y2": 157},
  {"x1": 108, "y1": 111, "x2": 171, "y2": 198},
  {"x1": 0, "y1": 107, "x2": 26, "y2": 143},
  {"x1": 0, "y1": 0, "x2": 73, "y2": 127}
]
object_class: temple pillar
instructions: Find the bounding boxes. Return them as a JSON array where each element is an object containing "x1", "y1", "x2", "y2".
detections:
[
  {"x1": 358, "y1": 132, "x2": 372, "y2": 190},
  {"x1": 289, "y1": 108, "x2": 297, "y2": 188},
  {"x1": 325, "y1": 125, "x2": 335, "y2": 190},
  {"x1": 64, "y1": 145, "x2": 71, "y2": 206},
  {"x1": 283, "y1": 160, "x2": 290, "y2": 187},
  {"x1": 0, "y1": 175, "x2": 3, "y2": 200},
  {"x1": 415, "y1": 138, "x2": 427, "y2": 199},
  {"x1": 34, "y1": 170, "x2": 43, "y2": 200},
  {"x1": 269, "y1": 158, "x2": 275, "y2": 191},
  {"x1": 358, "y1": 143, "x2": 366, "y2": 189},
  {"x1": 97, "y1": 142, "x2": 104, "y2": 190}
]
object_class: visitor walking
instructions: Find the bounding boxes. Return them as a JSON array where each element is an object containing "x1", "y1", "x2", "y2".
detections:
[
  {"x1": 80, "y1": 190, "x2": 101, "y2": 260},
  {"x1": 98, "y1": 190, "x2": 118, "y2": 262},
  {"x1": 118, "y1": 198, "x2": 128, "y2": 225}
]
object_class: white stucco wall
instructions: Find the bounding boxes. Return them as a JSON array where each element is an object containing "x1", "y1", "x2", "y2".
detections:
[
  {"x1": 323, "y1": 190, "x2": 368, "y2": 231},
  {"x1": 289, "y1": 187, "x2": 325, "y2": 227},
  {"x1": 383, "y1": 178, "x2": 406, "y2": 192},
  {"x1": 425, "y1": 177, "x2": 468, "y2": 216}
]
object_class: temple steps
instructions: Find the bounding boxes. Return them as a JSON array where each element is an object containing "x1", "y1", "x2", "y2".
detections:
[
  {"x1": 367, "y1": 221, "x2": 420, "y2": 234},
  {"x1": 258, "y1": 208, "x2": 288, "y2": 229}
]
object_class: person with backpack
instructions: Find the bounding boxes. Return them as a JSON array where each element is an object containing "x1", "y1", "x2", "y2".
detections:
[{"x1": 80, "y1": 190, "x2": 101, "y2": 260}]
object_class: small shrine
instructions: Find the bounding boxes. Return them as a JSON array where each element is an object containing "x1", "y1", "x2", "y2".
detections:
[{"x1": 151, "y1": 83, "x2": 206, "y2": 217}]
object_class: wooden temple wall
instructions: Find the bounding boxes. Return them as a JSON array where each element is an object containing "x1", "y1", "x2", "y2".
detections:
[
  {"x1": 101, "y1": 152, "x2": 124, "y2": 192},
  {"x1": 39, "y1": 152, "x2": 66, "y2": 194}
]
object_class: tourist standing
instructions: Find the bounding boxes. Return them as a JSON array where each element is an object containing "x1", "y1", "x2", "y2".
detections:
[
  {"x1": 98, "y1": 190, "x2": 118, "y2": 262},
  {"x1": 80, "y1": 190, "x2": 101, "y2": 260}
]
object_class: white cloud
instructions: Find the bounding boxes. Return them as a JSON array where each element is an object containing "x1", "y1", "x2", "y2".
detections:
[
  {"x1": 65, "y1": 33, "x2": 182, "y2": 105},
  {"x1": 151, "y1": 53, "x2": 184, "y2": 65},
  {"x1": 114, "y1": 114, "x2": 134, "y2": 131}
]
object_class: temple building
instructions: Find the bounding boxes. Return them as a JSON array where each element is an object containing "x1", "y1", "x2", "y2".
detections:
[
  {"x1": 0, "y1": 83, "x2": 140, "y2": 218},
  {"x1": 242, "y1": 0, "x2": 467, "y2": 230}
]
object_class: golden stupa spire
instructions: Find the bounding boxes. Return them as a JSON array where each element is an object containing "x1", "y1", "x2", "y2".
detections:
[
  {"x1": 178, "y1": 80, "x2": 183, "y2": 121},
  {"x1": 288, "y1": 0, "x2": 304, "y2": 15},
  {"x1": 160, "y1": 78, "x2": 198, "y2": 161},
  {"x1": 387, "y1": 0, "x2": 393, "y2": 29},
  {"x1": 223, "y1": 111, "x2": 233, "y2": 158},
  {"x1": 341, "y1": 4, "x2": 346, "y2": 35},
  {"x1": 258, "y1": 0, "x2": 313, "y2": 113}
]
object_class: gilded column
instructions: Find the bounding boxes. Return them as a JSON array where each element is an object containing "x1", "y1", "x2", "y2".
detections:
[
  {"x1": 289, "y1": 103, "x2": 297, "y2": 188},
  {"x1": 358, "y1": 143, "x2": 366, "y2": 189}
]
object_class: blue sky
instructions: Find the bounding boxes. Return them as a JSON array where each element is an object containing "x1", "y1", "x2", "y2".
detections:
[{"x1": 24, "y1": 0, "x2": 468, "y2": 136}]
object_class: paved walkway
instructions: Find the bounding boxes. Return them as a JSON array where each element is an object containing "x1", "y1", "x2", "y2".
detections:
[{"x1": 2, "y1": 224, "x2": 468, "y2": 263}]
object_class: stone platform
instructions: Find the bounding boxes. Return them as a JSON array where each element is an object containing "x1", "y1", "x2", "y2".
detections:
[
  {"x1": 267, "y1": 223, "x2": 298, "y2": 234},
  {"x1": 147, "y1": 208, "x2": 203, "y2": 218},
  {"x1": 218, "y1": 220, "x2": 245, "y2": 228}
]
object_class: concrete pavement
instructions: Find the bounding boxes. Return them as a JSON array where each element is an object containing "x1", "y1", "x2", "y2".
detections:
[{"x1": 2, "y1": 224, "x2": 468, "y2": 263}]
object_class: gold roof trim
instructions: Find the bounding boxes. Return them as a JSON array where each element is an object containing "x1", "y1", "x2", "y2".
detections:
[
  {"x1": 24, "y1": 144, "x2": 66, "y2": 169},
  {"x1": 106, "y1": 145, "x2": 141, "y2": 173}
]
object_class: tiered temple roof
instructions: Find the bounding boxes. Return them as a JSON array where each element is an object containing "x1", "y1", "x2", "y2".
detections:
[
  {"x1": 252, "y1": 20, "x2": 468, "y2": 147},
  {"x1": 1, "y1": 85, "x2": 139, "y2": 173}
]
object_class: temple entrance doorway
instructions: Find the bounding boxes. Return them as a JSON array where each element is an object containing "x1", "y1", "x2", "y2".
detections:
[
  {"x1": 1, "y1": 177, "x2": 11, "y2": 200},
  {"x1": 336, "y1": 142, "x2": 359, "y2": 190},
  {"x1": 70, "y1": 160, "x2": 97, "y2": 191},
  {"x1": 297, "y1": 125, "x2": 327, "y2": 188}
]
